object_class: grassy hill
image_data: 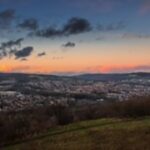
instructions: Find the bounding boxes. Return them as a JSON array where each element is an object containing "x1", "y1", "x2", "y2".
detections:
[{"x1": 4, "y1": 117, "x2": 150, "y2": 150}]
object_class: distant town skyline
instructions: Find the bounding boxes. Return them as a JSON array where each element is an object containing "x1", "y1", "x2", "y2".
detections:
[{"x1": 0, "y1": 0, "x2": 150, "y2": 74}]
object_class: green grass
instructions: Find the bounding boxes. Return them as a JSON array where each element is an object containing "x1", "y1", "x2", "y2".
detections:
[{"x1": 3, "y1": 117, "x2": 150, "y2": 150}]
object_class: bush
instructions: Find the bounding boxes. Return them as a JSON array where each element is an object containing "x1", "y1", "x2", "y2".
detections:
[{"x1": 1, "y1": 96, "x2": 150, "y2": 146}]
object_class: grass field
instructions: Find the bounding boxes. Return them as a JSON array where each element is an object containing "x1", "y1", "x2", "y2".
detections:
[{"x1": 3, "y1": 117, "x2": 150, "y2": 150}]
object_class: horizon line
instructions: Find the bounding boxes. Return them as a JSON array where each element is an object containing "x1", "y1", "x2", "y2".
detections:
[{"x1": 0, "y1": 71, "x2": 150, "y2": 77}]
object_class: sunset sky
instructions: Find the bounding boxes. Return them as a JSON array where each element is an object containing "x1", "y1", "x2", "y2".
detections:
[{"x1": 0, "y1": 0, "x2": 150, "y2": 74}]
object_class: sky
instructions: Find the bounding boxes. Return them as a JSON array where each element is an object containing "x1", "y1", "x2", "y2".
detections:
[{"x1": 0, "y1": 0, "x2": 150, "y2": 74}]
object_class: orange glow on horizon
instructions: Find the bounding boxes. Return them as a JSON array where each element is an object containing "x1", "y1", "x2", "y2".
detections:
[
  {"x1": 0, "y1": 42, "x2": 150, "y2": 74},
  {"x1": 0, "y1": 64, "x2": 149, "y2": 74}
]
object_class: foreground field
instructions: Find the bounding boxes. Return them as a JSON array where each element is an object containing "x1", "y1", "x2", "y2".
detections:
[{"x1": 4, "y1": 117, "x2": 150, "y2": 150}]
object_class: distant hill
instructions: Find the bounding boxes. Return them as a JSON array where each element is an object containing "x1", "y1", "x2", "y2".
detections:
[
  {"x1": 0, "y1": 72, "x2": 149, "y2": 82},
  {"x1": 0, "y1": 72, "x2": 61, "y2": 82},
  {"x1": 74, "y1": 72, "x2": 150, "y2": 81}
]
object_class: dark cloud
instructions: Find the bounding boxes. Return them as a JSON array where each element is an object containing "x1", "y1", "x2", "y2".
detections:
[
  {"x1": 34, "y1": 17, "x2": 92, "y2": 38},
  {"x1": 15, "y1": 46, "x2": 33, "y2": 59},
  {"x1": 35, "y1": 26, "x2": 62, "y2": 38},
  {"x1": 62, "y1": 42, "x2": 76, "y2": 48},
  {"x1": 0, "y1": 38, "x2": 33, "y2": 60},
  {"x1": 0, "y1": 38, "x2": 23, "y2": 50},
  {"x1": 0, "y1": 38, "x2": 24, "y2": 58},
  {"x1": 37, "y1": 52, "x2": 46, "y2": 57},
  {"x1": 34, "y1": 17, "x2": 126, "y2": 39},
  {"x1": 18, "y1": 18, "x2": 39, "y2": 31},
  {"x1": 0, "y1": 9, "x2": 15, "y2": 29},
  {"x1": 62, "y1": 17, "x2": 92, "y2": 35},
  {"x1": 97, "y1": 21, "x2": 126, "y2": 31}
]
